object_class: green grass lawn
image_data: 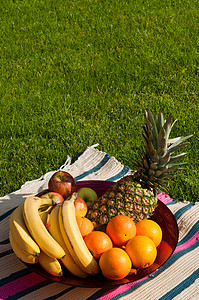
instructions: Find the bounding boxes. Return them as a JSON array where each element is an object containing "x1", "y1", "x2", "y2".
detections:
[{"x1": 0, "y1": 0, "x2": 198, "y2": 202}]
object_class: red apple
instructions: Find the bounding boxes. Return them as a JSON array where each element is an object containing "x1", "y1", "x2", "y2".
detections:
[
  {"x1": 74, "y1": 197, "x2": 88, "y2": 217},
  {"x1": 40, "y1": 191, "x2": 64, "y2": 205},
  {"x1": 48, "y1": 171, "x2": 76, "y2": 199}
]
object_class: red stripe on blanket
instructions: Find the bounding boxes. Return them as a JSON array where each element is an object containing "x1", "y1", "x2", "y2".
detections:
[
  {"x1": 174, "y1": 231, "x2": 199, "y2": 253},
  {"x1": 157, "y1": 192, "x2": 173, "y2": 204},
  {"x1": 0, "y1": 272, "x2": 45, "y2": 299}
]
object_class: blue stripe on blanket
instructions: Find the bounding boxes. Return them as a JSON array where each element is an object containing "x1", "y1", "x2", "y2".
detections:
[
  {"x1": 0, "y1": 238, "x2": 9, "y2": 245},
  {"x1": 0, "y1": 268, "x2": 32, "y2": 286},
  {"x1": 159, "y1": 269, "x2": 199, "y2": 300},
  {"x1": 74, "y1": 153, "x2": 111, "y2": 181},
  {"x1": 166, "y1": 200, "x2": 178, "y2": 205},
  {"x1": 0, "y1": 249, "x2": 13, "y2": 258},
  {"x1": 174, "y1": 202, "x2": 195, "y2": 220},
  {"x1": 106, "y1": 165, "x2": 131, "y2": 181},
  {"x1": 0, "y1": 207, "x2": 17, "y2": 221},
  {"x1": 43, "y1": 287, "x2": 75, "y2": 300},
  {"x1": 178, "y1": 221, "x2": 199, "y2": 246}
]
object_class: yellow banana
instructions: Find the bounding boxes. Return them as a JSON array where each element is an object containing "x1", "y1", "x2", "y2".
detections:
[
  {"x1": 39, "y1": 196, "x2": 55, "y2": 212},
  {"x1": 9, "y1": 204, "x2": 40, "y2": 257},
  {"x1": 48, "y1": 205, "x2": 88, "y2": 278},
  {"x1": 59, "y1": 193, "x2": 100, "y2": 276},
  {"x1": 23, "y1": 196, "x2": 65, "y2": 259},
  {"x1": 38, "y1": 194, "x2": 55, "y2": 226},
  {"x1": 39, "y1": 205, "x2": 53, "y2": 227},
  {"x1": 9, "y1": 230, "x2": 38, "y2": 264},
  {"x1": 39, "y1": 210, "x2": 49, "y2": 226},
  {"x1": 38, "y1": 251, "x2": 63, "y2": 277}
]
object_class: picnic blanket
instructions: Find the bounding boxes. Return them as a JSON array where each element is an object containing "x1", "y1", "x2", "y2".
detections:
[{"x1": 0, "y1": 145, "x2": 198, "y2": 300}]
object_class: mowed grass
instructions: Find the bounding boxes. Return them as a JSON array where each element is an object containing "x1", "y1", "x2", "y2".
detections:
[{"x1": 0, "y1": 0, "x2": 198, "y2": 201}]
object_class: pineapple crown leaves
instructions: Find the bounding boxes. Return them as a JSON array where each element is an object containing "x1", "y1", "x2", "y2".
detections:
[{"x1": 134, "y1": 109, "x2": 193, "y2": 190}]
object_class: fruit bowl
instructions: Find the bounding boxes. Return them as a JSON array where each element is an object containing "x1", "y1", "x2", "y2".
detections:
[{"x1": 25, "y1": 180, "x2": 178, "y2": 288}]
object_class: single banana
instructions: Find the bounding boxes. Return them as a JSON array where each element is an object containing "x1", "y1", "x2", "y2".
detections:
[
  {"x1": 9, "y1": 230, "x2": 38, "y2": 264},
  {"x1": 59, "y1": 193, "x2": 100, "y2": 276},
  {"x1": 9, "y1": 204, "x2": 40, "y2": 256},
  {"x1": 23, "y1": 196, "x2": 65, "y2": 259},
  {"x1": 48, "y1": 205, "x2": 88, "y2": 278},
  {"x1": 39, "y1": 194, "x2": 56, "y2": 227},
  {"x1": 39, "y1": 205, "x2": 53, "y2": 227},
  {"x1": 38, "y1": 251, "x2": 63, "y2": 277},
  {"x1": 39, "y1": 196, "x2": 56, "y2": 212},
  {"x1": 39, "y1": 210, "x2": 49, "y2": 226}
]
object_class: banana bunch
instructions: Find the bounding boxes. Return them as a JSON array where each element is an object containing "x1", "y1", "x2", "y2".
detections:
[
  {"x1": 23, "y1": 196, "x2": 65, "y2": 259},
  {"x1": 58, "y1": 193, "x2": 100, "y2": 276},
  {"x1": 9, "y1": 196, "x2": 64, "y2": 276},
  {"x1": 9, "y1": 193, "x2": 100, "y2": 278},
  {"x1": 48, "y1": 204, "x2": 88, "y2": 278},
  {"x1": 49, "y1": 193, "x2": 100, "y2": 277}
]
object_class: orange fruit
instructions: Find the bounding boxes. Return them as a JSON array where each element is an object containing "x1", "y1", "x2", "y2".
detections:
[
  {"x1": 135, "y1": 219, "x2": 162, "y2": 247},
  {"x1": 76, "y1": 216, "x2": 94, "y2": 237},
  {"x1": 99, "y1": 247, "x2": 132, "y2": 280},
  {"x1": 106, "y1": 215, "x2": 136, "y2": 247},
  {"x1": 84, "y1": 231, "x2": 113, "y2": 260},
  {"x1": 125, "y1": 235, "x2": 157, "y2": 269}
]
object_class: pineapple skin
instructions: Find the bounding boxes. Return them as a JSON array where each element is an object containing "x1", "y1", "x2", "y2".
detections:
[{"x1": 87, "y1": 175, "x2": 158, "y2": 231}]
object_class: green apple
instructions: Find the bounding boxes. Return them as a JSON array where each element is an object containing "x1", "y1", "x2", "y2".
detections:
[{"x1": 77, "y1": 187, "x2": 98, "y2": 207}]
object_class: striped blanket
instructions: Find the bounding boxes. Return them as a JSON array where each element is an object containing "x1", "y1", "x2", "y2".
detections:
[{"x1": 0, "y1": 146, "x2": 198, "y2": 300}]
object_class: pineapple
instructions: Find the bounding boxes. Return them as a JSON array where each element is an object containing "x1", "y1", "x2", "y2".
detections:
[{"x1": 87, "y1": 109, "x2": 192, "y2": 231}]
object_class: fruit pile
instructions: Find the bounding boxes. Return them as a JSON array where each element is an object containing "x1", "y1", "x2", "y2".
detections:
[
  {"x1": 9, "y1": 170, "x2": 162, "y2": 281},
  {"x1": 9, "y1": 109, "x2": 191, "y2": 281}
]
